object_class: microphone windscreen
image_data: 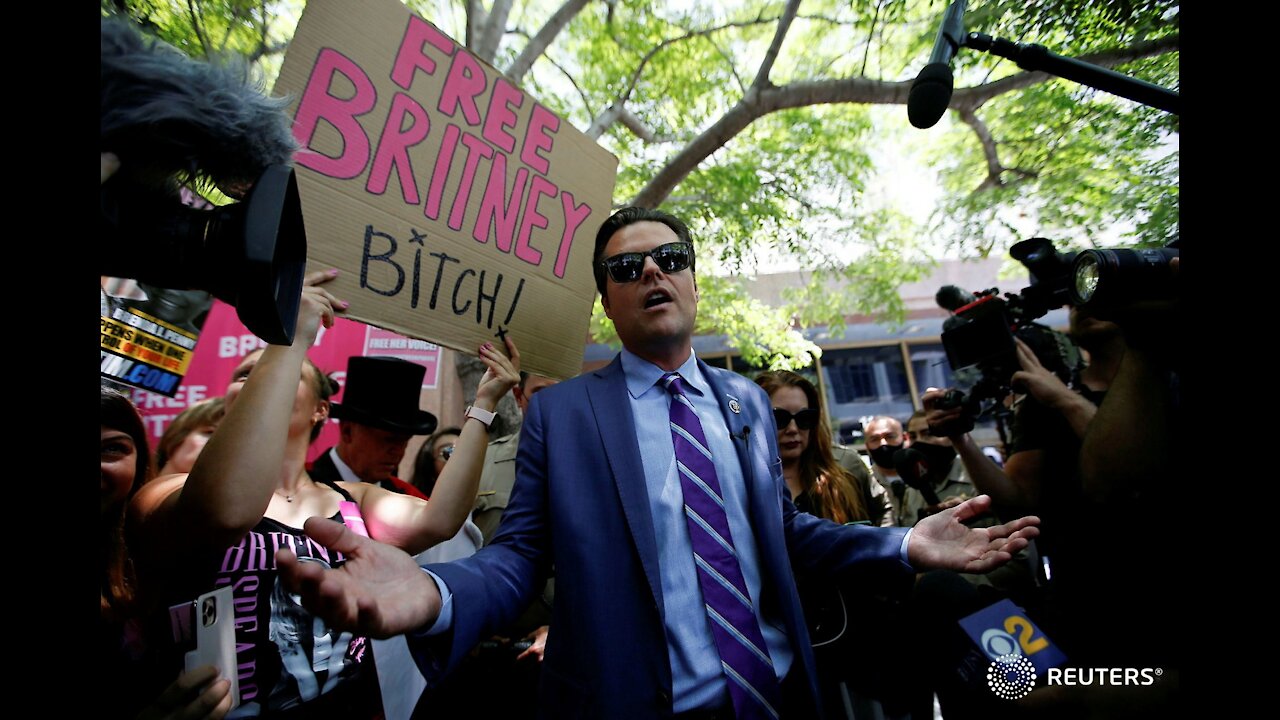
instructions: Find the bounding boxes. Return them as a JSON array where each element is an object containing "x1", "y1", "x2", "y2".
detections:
[
  {"x1": 894, "y1": 447, "x2": 929, "y2": 489},
  {"x1": 908, "y1": 63, "x2": 954, "y2": 129},
  {"x1": 936, "y1": 284, "x2": 975, "y2": 311}
]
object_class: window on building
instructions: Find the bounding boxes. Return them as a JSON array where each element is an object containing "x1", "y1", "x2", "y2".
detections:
[
  {"x1": 730, "y1": 355, "x2": 817, "y2": 386},
  {"x1": 820, "y1": 346, "x2": 912, "y2": 436}
]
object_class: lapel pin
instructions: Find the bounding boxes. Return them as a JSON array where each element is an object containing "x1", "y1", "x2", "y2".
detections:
[{"x1": 728, "y1": 398, "x2": 741, "y2": 414}]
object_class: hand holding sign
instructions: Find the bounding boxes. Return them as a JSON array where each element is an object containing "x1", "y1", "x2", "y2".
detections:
[
  {"x1": 475, "y1": 335, "x2": 522, "y2": 410},
  {"x1": 290, "y1": 269, "x2": 350, "y2": 348}
]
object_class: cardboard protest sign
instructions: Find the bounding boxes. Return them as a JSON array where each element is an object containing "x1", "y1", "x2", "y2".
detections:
[{"x1": 275, "y1": 0, "x2": 618, "y2": 380}]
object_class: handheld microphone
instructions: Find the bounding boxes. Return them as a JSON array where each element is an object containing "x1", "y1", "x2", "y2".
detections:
[
  {"x1": 908, "y1": 0, "x2": 967, "y2": 129},
  {"x1": 893, "y1": 447, "x2": 942, "y2": 506}
]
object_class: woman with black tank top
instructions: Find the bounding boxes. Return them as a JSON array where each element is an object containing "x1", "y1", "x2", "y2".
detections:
[{"x1": 128, "y1": 269, "x2": 521, "y2": 719}]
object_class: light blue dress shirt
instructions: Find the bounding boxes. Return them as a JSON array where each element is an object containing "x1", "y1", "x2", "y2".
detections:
[{"x1": 619, "y1": 348, "x2": 792, "y2": 712}]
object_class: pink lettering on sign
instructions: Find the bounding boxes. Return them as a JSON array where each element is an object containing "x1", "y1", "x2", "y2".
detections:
[
  {"x1": 556, "y1": 191, "x2": 593, "y2": 279},
  {"x1": 474, "y1": 151, "x2": 530, "y2": 252},
  {"x1": 132, "y1": 301, "x2": 441, "y2": 465},
  {"x1": 437, "y1": 51, "x2": 487, "y2": 126},
  {"x1": 449, "y1": 132, "x2": 496, "y2": 230},
  {"x1": 424, "y1": 124, "x2": 462, "y2": 221},
  {"x1": 366, "y1": 92, "x2": 432, "y2": 204},
  {"x1": 390, "y1": 15, "x2": 457, "y2": 89},
  {"x1": 515, "y1": 175, "x2": 557, "y2": 267},
  {"x1": 292, "y1": 48, "x2": 378, "y2": 179},
  {"x1": 521, "y1": 104, "x2": 560, "y2": 174},
  {"x1": 482, "y1": 78, "x2": 525, "y2": 153}
]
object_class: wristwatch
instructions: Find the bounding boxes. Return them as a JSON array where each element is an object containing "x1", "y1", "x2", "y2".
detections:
[{"x1": 465, "y1": 405, "x2": 496, "y2": 429}]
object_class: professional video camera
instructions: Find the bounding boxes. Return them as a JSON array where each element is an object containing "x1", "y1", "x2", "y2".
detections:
[
  {"x1": 934, "y1": 238, "x2": 1082, "y2": 430},
  {"x1": 100, "y1": 16, "x2": 306, "y2": 345},
  {"x1": 935, "y1": 232, "x2": 1179, "y2": 432}
]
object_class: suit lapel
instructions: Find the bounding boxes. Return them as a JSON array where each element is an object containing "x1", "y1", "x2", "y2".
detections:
[
  {"x1": 699, "y1": 361, "x2": 764, "y2": 503},
  {"x1": 586, "y1": 357, "x2": 666, "y2": 618},
  {"x1": 308, "y1": 447, "x2": 340, "y2": 485}
]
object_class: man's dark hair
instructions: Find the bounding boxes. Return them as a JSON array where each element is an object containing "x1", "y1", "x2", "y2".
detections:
[{"x1": 593, "y1": 206, "x2": 695, "y2": 298}]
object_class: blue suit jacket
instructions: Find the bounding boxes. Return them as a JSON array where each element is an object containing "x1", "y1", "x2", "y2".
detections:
[{"x1": 418, "y1": 356, "x2": 911, "y2": 718}]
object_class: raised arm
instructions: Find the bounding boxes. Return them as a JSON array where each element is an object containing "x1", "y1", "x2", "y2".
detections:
[
  {"x1": 1010, "y1": 338, "x2": 1097, "y2": 441},
  {"x1": 922, "y1": 387, "x2": 1040, "y2": 511},
  {"x1": 355, "y1": 337, "x2": 520, "y2": 555},
  {"x1": 129, "y1": 270, "x2": 344, "y2": 557}
]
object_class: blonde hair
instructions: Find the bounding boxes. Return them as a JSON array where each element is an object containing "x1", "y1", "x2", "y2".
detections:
[{"x1": 154, "y1": 397, "x2": 226, "y2": 475}]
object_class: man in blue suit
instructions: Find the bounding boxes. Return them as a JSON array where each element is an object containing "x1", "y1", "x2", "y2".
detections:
[{"x1": 277, "y1": 207, "x2": 1040, "y2": 719}]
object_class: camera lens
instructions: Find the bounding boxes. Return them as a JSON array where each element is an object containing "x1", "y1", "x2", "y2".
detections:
[
  {"x1": 1073, "y1": 254, "x2": 1101, "y2": 303},
  {"x1": 1068, "y1": 247, "x2": 1178, "y2": 314}
]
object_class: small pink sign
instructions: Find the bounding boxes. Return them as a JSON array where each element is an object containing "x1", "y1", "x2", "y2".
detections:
[{"x1": 130, "y1": 300, "x2": 442, "y2": 463}]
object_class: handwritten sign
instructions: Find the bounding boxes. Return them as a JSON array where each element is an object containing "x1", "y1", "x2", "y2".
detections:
[{"x1": 274, "y1": 0, "x2": 618, "y2": 379}]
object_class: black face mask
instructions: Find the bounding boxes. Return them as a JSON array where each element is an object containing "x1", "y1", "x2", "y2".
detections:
[
  {"x1": 908, "y1": 442, "x2": 957, "y2": 480},
  {"x1": 869, "y1": 443, "x2": 903, "y2": 469}
]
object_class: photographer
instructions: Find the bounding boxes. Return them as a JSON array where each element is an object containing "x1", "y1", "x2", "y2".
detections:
[
  {"x1": 926, "y1": 304, "x2": 1125, "y2": 649},
  {"x1": 929, "y1": 302, "x2": 1122, "y2": 501},
  {"x1": 1066, "y1": 257, "x2": 1181, "y2": 678},
  {"x1": 898, "y1": 410, "x2": 978, "y2": 524}
]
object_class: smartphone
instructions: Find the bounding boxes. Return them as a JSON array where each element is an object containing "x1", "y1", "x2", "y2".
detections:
[{"x1": 182, "y1": 586, "x2": 241, "y2": 710}]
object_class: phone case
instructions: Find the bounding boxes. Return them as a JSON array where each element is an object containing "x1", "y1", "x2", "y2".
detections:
[{"x1": 184, "y1": 585, "x2": 241, "y2": 710}]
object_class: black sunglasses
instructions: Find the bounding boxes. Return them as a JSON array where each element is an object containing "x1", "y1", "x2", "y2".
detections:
[
  {"x1": 599, "y1": 241, "x2": 693, "y2": 283},
  {"x1": 773, "y1": 407, "x2": 819, "y2": 431}
]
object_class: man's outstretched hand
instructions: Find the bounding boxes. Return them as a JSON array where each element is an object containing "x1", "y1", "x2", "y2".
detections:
[
  {"x1": 907, "y1": 494, "x2": 1039, "y2": 574},
  {"x1": 275, "y1": 517, "x2": 443, "y2": 638}
]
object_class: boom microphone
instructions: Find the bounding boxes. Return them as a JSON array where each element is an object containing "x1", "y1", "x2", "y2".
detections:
[{"x1": 908, "y1": 0, "x2": 968, "y2": 129}]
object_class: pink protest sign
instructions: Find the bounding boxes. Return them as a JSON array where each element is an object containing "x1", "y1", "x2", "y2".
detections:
[
  {"x1": 274, "y1": 0, "x2": 616, "y2": 380},
  {"x1": 131, "y1": 299, "x2": 441, "y2": 464}
]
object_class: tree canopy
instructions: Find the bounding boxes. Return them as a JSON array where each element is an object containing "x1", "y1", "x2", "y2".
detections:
[{"x1": 106, "y1": 0, "x2": 1179, "y2": 370}]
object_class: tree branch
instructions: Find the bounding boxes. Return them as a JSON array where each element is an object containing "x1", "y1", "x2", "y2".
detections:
[
  {"x1": 861, "y1": 0, "x2": 884, "y2": 77},
  {"x1": 465, "y1": 0, "x2": 486, "y2": 51},
  {"x1": 249, "y1": 41, "x2": 290, "y2": 62},
  {"x1": 587, "y1": 13, "x2": 780, "y2": 141},
  {"x1": 956, "y1": 107, "x2": 1003, "y2": 187},
  {"x1": 218, "y1": 2, "x2": 245, "y2": 54},
  {"x1": 956, "y1": 107, "x2": 1037, "y2": 194},
  {"x1": 618, "y1": 15, "x2": 777, "y2": 106},
  {"x1": 535, "y1": 50, "x2": 596, "y2": 121},
  {"x1": 630, "y1": 34, "x2": 1177, "y2": 208},
  {"x1": 752, "y1": 0, "x2": 801, "y2": 89},
  {"x1": 586, "y1": 102, "x2": 625, "y2": 139},
  {"x1": 186, "y1": 0, "x2": 211, "y2": 56},
  {"x1": 708, "y1": 36, "x2": 748, "y2": 94},
  {"x1": 476, "y1": 0, "x2": 514, "y2": 62},
  {"x1": 507, "y1": 0, "x2": 591, "y2": 84}
]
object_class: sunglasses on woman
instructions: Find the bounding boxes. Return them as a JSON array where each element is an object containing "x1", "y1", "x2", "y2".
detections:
[
  {"x1": 599, "y1": 241, "x2": 694, "y2": 283},
  {"x1": 773, "y1": 407, "x2": 819, "y2": 431}
]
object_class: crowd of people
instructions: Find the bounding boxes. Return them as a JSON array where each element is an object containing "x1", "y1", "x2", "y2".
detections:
[
  {"x1": 101, "y1": 204, "x2": 1179, "y2": 720},
  {"x1": 100, "y1": 19, "x2": 1177, "y2": 716}
]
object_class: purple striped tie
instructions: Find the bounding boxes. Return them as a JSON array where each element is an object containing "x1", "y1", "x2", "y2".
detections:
[{"x1": 662, "y1": 373, "x2": 783, "y2": 719}]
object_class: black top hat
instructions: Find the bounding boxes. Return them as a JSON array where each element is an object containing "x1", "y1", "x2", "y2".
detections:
[{"x1": 330, "y1": 356, "x2": 438, "y2": 435}]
